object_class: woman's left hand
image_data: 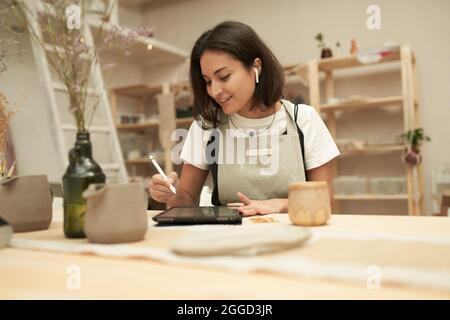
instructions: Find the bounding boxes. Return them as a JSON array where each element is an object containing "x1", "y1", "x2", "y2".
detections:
[{"x1": 227, "y1": 192, "x2": 287, "y2": 216}]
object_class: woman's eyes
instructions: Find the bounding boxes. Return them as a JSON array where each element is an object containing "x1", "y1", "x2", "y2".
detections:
[{"x1": 205, "y1": 74, "x2": 231, "y2": 85}]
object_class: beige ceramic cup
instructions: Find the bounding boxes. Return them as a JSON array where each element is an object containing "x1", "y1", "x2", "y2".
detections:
[{"x1": 288, "y1": 181, "x2": 331, "y2": 226}]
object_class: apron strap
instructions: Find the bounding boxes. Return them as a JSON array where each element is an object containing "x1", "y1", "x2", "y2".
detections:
[
  {"x1": 294, "y1": 104, "x2": 308, "y2": 180},
  {"x1": 206, "y1": 130, "x2": 222, "y2": 206}
]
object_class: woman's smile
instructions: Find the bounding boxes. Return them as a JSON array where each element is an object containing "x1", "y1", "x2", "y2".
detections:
[
  {"x1": 218, "y1": 95, "x2": 232, "y2": 104},
  {"x1": 218, "y1": 96, "x2": 233, "y2": 110}
]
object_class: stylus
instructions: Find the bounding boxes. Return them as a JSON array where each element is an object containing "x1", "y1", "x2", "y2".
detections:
[{"x1": 149, "y1": 155, "x2": 177, "y2": 194}]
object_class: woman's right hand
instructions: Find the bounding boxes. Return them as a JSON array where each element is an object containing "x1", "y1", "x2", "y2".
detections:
[{"x1": 148, "y1": 171, "x2": 179, "y2": 203}]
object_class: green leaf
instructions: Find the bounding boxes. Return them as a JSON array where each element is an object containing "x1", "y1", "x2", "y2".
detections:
[{"x1": 400, "y1": 127, "x2": 431, "y2": 148}]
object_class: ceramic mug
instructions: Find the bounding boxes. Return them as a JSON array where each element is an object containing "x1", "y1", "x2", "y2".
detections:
[
  {"x1": 288, "y1": 181, "x2": 331, "y2": 226},
  {"x1": 0, "y1": 175, "x2": 53, "y2": 232},
  {"x1": 82, "y1": 183, "x2": 148, "y2": 244}
]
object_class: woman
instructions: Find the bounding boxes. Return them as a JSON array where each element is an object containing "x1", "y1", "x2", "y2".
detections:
[{"x1": 149, "y1": 21, "x2": 340, "y2": 216}]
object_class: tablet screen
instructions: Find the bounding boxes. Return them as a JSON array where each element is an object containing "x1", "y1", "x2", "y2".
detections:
[{"x1": 153, "y1": 206, "x2": 242, "y2": 225}]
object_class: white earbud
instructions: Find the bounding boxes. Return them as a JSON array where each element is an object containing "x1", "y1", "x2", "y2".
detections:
[{"x1": 254, "y1": 68, "x2": 259, "y2": 84}]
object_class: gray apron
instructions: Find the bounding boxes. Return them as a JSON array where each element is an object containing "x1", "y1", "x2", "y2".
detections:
[{"x1": 207, "y1": 101, "x2": 306, "y2": 205}]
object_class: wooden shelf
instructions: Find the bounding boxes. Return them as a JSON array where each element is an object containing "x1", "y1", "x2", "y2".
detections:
[
  {"x1": 335, "y1": 194, "x2": 409, "y2": 200},
  {"x1": 111, "y1": 82, "x2": 192, "y2": 98},
  {"x1": 120, "y1": 0, "x2": 196, "y2": 8},
  {"x1": 318, "y1": 50, "x2": 400, "y2": 72},
  {"x1": 120, "y1": 0, "x2": 150, "y2": 6},
  {"x1": 283, "y1": 64, "x2": 309, "y2": 87},
  {"x1": 125, "y1": 158, "x2": 151, "y2": 165},
  {"x1": 113, "y1": 85, "x2": 163, "y2": 98},
  {"x1": 125, "y1": 158, "x2": 165, "y2": 166},
  {"x1": 339, "y1": 144, "x2": 405, "y2": 156},
  {"x1": 117, "y1": 119, "x2": 159, "y2": 130},
  {"x1": 321, "y1": 96, "x2": 403, "y2": 112},
  {"x1": 283, "y1": 49, "x2": 401, "y2": 88},
  {"x1": 176, "y1": 117, "x2": 194, "y2": 126},
  {"x1": 117, "y1": 117, "x2": 193, "y2": 130}
]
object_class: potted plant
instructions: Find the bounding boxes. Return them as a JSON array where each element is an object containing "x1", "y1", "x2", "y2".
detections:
[
  {"x1": 315, "y1": 33, "x2": 333, "y2": 58},
  {"x1": 335, "y1": 41, "x2": 342, "y2": 57},
  {"x1": 3, "y1": 0, "x2": 153, "y2": 237},
  {"x1": 400, "y1": 128, "x2": 431, "y2": 165}
]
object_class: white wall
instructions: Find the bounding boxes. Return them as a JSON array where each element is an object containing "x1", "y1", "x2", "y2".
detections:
[
  {"x1": 0, "y1": 34, "x2": 64, "y2": 184},
  {"x1": 118, "y1": 5, "x2": 143, "y2": 27},
  {"x1": 142, "y1": 61, "x2": 189, "y2": 86}
]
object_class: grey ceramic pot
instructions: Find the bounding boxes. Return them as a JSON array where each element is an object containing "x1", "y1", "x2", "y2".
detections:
[
  {"x1": 0, "y1": 217, "x2": 13, "y2": 248},
  {"x1": 0, "y1": 175, "x2": 53, "y2": 232},
  {"x1": 82, "y1": 183, "x2": 148, "y2": 244}
]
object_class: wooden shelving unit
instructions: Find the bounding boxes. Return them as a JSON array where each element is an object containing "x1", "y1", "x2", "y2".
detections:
[
  {"x1": 116, "y1": 119, "x2": 160, "y2": 131},
  {"x1": 335, "y1": 194, "x2": 409, "y2": 200},
  {"x1": 320, "y1": 96, "x2": 403, "y2": 112},
  {"x1": 117, "y1": 117, "x2": 193, "y2": 131},
  {"x1": 85, "y1": 2, "x2": 191, "y2": 183},
  {"x1": 317, "y1": 50, "x2": 401, "y2": 72},
  {"x1": 339, "y1": 143, "x2": 405, "y2": 156},
  {"x1": 125, "y1": 158, "x2": 154, "y2": 165},
  {"x1": 292, "y1": 46, "x2": 424, "y2": 215},
  {"x1": 110, "y1": 82, "x2": 193, "y2": 181}
]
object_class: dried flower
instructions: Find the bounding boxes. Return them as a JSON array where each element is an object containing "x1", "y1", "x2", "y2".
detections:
[
  {"x1": 0, "y1": 29, "x2": 23, "y2": 179},
  {"x1": 102, "y1": 62, "x2": 117, "y2": 71},
  {"x1": 3, "y1": 0, "x2": 153, "y2": 133},
  {"x1": 0, "y1": 39, "x2": 25, "y2": 77},
  {"x1": 0, "y1": 92, "x2": 17, "y2": 179},
  {"x1": 101, "y1": 24, "x2": 153, "y2": 53}
]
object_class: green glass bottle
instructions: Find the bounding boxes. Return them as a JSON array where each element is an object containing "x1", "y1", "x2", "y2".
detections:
[{"x1": 62, "y1": 132, "x2": 106, "y2": 238}]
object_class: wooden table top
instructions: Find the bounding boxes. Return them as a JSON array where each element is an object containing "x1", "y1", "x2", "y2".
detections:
[{"x1": 1, "y1": 210, "x2": 450, "y2": 299}]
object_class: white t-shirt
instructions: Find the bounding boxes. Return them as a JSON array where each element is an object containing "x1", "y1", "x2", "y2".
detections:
[{"x1": 179, "y1": 100, "x2": 340, "y2": 171}]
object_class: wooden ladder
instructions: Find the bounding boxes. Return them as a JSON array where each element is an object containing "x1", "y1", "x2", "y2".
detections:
[{"x1": 22, "y1": 0, "x2": 128, "y2": 184}]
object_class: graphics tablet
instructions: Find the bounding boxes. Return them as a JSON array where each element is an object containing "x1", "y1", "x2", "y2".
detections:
[{"x1": 152, "y1": 206, "x2": 242, "y2": 225}]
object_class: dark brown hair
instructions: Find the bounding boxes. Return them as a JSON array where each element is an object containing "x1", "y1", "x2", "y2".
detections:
[{"x1": 190, "y1": 21, "x2": 284, "y2": 128}]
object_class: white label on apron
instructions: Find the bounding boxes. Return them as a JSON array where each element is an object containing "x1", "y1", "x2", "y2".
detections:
[{"x1": 246, "y1": 148, "x2": 273, "y2": 157}]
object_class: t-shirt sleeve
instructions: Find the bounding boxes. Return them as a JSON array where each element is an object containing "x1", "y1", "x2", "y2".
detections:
[
  {"x1": 299, "y1": 106, "x2": 340, "y2": 170},
  {"x1": 179, "y1": 121, "x2": 210, "y2": 171}
]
